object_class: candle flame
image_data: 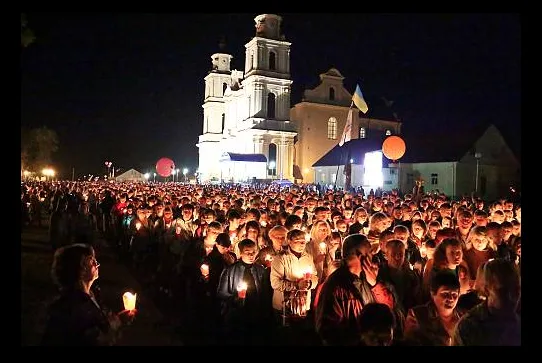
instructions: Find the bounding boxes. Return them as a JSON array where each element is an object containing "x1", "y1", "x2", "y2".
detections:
[
  {"x1": 122, "y1": 292, "x2": 137, "y2": 311},
  {"x1": 136, "y1": 222, "x2": 142, "y2": 230},
  {"x1": 237, "y1": 281, "x2": 248, "y2": 291},
  {"x1": 264, "y1": 254, "x2": 273, "y2": 262}
]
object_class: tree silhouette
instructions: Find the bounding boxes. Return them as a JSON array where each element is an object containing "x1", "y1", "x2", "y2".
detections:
[{"x1": 21, "y1": 126, "x2": 59, "y2": 171}]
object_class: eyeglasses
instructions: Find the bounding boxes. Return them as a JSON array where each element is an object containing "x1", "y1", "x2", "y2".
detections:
[{"x1": 90, "y1": 257, "x2": 100, "y2": 268}]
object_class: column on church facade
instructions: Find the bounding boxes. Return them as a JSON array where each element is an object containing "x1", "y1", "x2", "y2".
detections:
[{"x1": 253, "y1": 135, "x2": 265, "y2": 154}]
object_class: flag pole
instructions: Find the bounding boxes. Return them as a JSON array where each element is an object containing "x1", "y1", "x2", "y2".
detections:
[{"x1": 334, "y1": 100, "x2": 355, "y2": 190}]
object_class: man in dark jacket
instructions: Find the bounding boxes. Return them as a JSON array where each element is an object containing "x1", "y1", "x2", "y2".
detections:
[
  {"x1": 314, "y1": 234, "x2": 395, "y2": 346},
  {"x1": 216, "y1": 238, "x2": 272, "y2": 345}
]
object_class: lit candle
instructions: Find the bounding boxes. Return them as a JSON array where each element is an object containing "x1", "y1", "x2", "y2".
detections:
[
  {"x1": 305, "y1": 233, "x2": 311, "y2": 242},
  {"x1": 237, "y1": 281, "x2": 248, "y2": 299},
  {"x1": 200, "y1": 263, "x2": 209, "y2": 277},
  {"x1": 264, "y1": 254, "x2": 273, "y2": 268},
  {"x1": 136, "y1": 222, "x2": 142, "y2": 231},
  {"x1": 303, "y1": 267, "x2": 312, "y2": 280},
  {"x1": 419, "y1": 244, "x2": 427, "y2": 258},
  {"x1": 122, "y1": 292, "x2": 137, "y2": 312},
  {"x1": 319, "y1": 242, "x2": 327, "y2": 254}
]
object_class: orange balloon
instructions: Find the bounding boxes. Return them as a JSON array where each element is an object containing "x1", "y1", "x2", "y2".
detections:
[{"x1": 382, "y1": 135, "x2": 406, "y2": 161}]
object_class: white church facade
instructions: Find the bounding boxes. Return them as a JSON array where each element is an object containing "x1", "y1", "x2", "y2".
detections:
[{"x1": 197, "y1": 14, "x2": 399, "y2": 184}]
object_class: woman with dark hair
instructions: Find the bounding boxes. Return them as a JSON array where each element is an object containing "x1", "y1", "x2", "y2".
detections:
[
  {"x1": 404, "y1": 270, "x2": 464, "y2": 345},
  {"x1": 452, "y1": 259, "x2": 521, "y2": 345},
  {"x1": 423, "y1": 238, "x2": 470, "y2": 299},
  {"x1": 41, "y1": 244, "x2": 125, "y2": 346}
]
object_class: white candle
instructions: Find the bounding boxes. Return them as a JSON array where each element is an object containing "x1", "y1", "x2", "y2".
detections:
[
  {"x1": 319, "y1": 242, "x2": 327, "y2": 254},
  {"x1": 237, "y1": 281, "x2": 248, "y2": 298},
  {"x1": 200, "y1": 263, "x2": 209, "y2": 276},
  {"x1": 122, "y1": 292, "x2": 137, "y2": 311}
]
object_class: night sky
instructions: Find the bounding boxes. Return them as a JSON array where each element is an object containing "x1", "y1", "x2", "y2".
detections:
[{"x1": 20, "y1": 13, "x2": 521, "y2": 179}]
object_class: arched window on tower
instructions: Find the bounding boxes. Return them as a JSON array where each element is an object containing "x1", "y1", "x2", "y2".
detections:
[
  {"x1": 385, "y1": 129, "x2": 392, "y2": 136},
  {"x1": 268, "y1": 143, "x2": 277, "y2": 176},
  {"x1": 359, "y1": 127, "x2": 366, "y2": 139},
  {"x1": 328, "y1": 117, "x2": 337, "y2": 140},
  {"x1": 329, "y1": 87, "x2": 335, "y2": 101},
  {"x1": 269, "y1": 51, "x2": 276, "y2": 71},
  {"x1": 267, "y1": 93, "x2": 276, "y2": 118},
  {"x1": 222, "y1": 83, "x2": 228, "y2": 96},
  {"x1": 250, "y1": 54, "x2": 254, "y2": 70},
  {"x1": 221, "y1": 113, "x2": 225, "y2": 133}
]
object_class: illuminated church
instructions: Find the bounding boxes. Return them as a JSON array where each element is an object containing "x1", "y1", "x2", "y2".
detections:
[{"x1": 197, "y1": 13, "x2": 401, "y2": 186}]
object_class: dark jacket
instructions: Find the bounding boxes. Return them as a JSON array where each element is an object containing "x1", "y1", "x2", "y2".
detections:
[
  {"x1": 41, "y1": 290, "x2": 114, "y2": 346},
  {"x1": 404, "y1": 300, "x2": 463, "y2": 346},
  {"x1": 314, "y1": 264, "x2": 395, "y2": 346},
  {"x1": 216, "y1": 260, "x2": 272, "y2": 329}
]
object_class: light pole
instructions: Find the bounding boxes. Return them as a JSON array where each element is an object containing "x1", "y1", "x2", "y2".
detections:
[
  {"x1": 475, "y1": 152, "x2": 482, "y2": 194},
  {"x1": 176, "y1": 168, "x2": 180, "y2": 183},
  {"x1": 153, "y1": 172, "x2": 156, "y2": 183},
  {"x1": 183, "y1": 168, "x2": 188, "y2": 183}
]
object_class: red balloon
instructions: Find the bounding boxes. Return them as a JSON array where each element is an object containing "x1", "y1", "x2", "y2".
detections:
[
  {"x1": 156, "y1": 158, "x2": 175, "y2": 177},
  {"x1": 382, "y1": 136, "x2": 406, "y2": 161}
]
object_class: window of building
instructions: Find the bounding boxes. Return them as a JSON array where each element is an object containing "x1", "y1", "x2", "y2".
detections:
[
  {"x1": 385, "y1": 129, "x2": 392, "y2": 136},
  {"x1": 329, "y1": 87, "x2": 335, "y2": 101},
  {"x1": 384, "y1": 180, "x2": 392, "y2": 185},
  {"x1": 359, "y1": 127, "x2": 366, "y2": 139},
  {"x1": 267, "y1": 93, "x2": 276, "y2": 118},
  {"x1": 221, "y1": 113, "x2": 225, "y2": 132},
  {"x1": 327, "y1": 117, "x2": 337, "y2": 139},
  {"x1": 222, "y1": 83, "x2": 227, "y2": 96},
  {"x1": 389, "y1": 168, "x2": 397, "y2": 175},
  {"x1": 268, "y1": 143, "x2": 277, "y2": 176},
  {"x1": 269, "y1": 51, "x2": 276, "y2": 71},
  {"x1": 431, "y1": 173, "x2": 438, "y2": 185},
  {"x1": 250, "y1": 54, "x2": 254, "y2": 70}
]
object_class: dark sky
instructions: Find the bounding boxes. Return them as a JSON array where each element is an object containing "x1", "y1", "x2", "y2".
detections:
[{"x1": 21, "y1": 13, "x2": 521, "y2": 179}]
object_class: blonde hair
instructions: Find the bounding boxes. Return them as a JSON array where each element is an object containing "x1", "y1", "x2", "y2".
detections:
[
  {"x1": 309, "y1": 220, "x2": 332, "y2": 242},
  {"x1": 465, "y1": 226, "x2": 492, "y2": 251}
]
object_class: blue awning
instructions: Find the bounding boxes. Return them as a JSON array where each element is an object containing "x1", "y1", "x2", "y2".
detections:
[{"x1": 223, "y1": 153, "x2": 267, "y2": 163}]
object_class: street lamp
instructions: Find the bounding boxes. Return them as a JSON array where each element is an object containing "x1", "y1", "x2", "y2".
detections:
[
  {"x1": 183, "y1": 168, "x2": 188, "y2": 182},
  {"x1": 175, "y1": 168, "x2": 180, "y2": 183},
  {"x1": 105, "y1": 161, "x2": 112, "y2": 179},
  {"x1": 153, "y1": 172, "x2": 157, "y2": 182},
  {"x1": 475, "y1": 152, "x2": 482, "y2": 194}
]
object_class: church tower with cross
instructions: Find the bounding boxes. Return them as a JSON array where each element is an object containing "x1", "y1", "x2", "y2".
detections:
[{"x1": 197, "y1": 14, "x2": 296, "y2": 183}]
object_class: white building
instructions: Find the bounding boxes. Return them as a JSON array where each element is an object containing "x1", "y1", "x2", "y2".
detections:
[
  {"x1": 197, "y1": 14, "x2": 296, "y2": 183},
  {"x1": 313, "y1": 124, "x2": 521, "y2": 201},
  {"x1": 115, "y1": 168, "x2": 146, "y2": 182}
]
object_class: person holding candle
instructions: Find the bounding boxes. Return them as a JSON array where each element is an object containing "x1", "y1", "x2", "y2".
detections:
[
  {"x1": 257, "y1": 225, "x2": 288, "y2": 269},
  {"x1": 270, "y1": 228, "x2": 319, "y2": 345},
  {"x1": 178, "y1": 221, "x2": 224, "y2": 344},
  {"x1": 41, "y1": 244, "x2": 127, "y2": 346},
  {"x1": 216, "y1": 238, "x2": 272, "y2": 345},
  {"x1": 314, "y1": 234, "x2": 395, "y2": 346},
  {"x1": 306, "y1": 220, "x2": 332, "y2": 285}
]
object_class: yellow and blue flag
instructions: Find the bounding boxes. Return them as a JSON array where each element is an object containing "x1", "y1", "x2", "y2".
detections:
[{"x1": 353, "y1": 84, "x2": 369, "y2": 114}]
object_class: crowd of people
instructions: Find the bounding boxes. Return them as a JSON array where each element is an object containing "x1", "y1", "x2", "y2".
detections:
[{"x1": 21, "y1": 179, "x2": 521, "y2": 346}]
